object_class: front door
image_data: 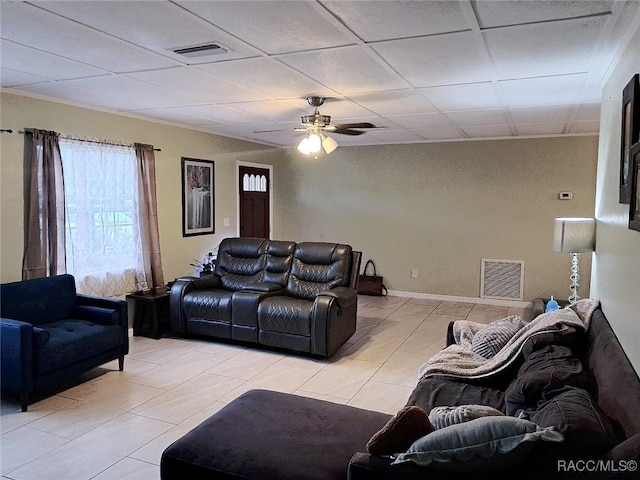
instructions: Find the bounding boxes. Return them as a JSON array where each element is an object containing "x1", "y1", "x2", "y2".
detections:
[{"x1": 239, "y1": 165, "x2": 270, "y2": 238}]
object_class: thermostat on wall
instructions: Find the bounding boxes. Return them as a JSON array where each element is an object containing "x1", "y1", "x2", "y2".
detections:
[{"x1": 559, "y1": 192, "x2": 573, "y2": 200}]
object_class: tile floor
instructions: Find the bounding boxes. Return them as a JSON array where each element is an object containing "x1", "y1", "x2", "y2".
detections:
[{"x1": 0, "y1": 295, "x2": 531, "y2": 480}]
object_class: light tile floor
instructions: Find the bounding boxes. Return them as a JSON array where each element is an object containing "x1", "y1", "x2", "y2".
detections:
[{"x1": 0, "y1": 296, "x2": 531, "y2": 480}]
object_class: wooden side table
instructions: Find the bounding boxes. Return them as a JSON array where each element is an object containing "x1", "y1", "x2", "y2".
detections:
[{"x1": 126, "y1": 288, "x2": 170, "y2": 339}]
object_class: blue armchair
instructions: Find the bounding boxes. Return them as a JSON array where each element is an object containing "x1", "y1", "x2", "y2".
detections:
[{"x1": 1, "y1": 274, "x2": 129, "y2": 411}]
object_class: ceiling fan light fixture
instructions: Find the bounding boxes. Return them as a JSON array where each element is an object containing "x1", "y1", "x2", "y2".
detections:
[{"x1": 322, "y1": 135, "x2": 338, "y2": 154}]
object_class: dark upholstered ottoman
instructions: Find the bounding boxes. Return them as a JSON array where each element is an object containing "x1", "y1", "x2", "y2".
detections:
[{"x1": 160, "y1": 389, "x2": 392, "y2": 480}]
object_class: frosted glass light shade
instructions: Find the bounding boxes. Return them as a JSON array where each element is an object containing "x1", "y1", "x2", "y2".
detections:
[{"x1": 553, "y1": 217, "x2": 596, "y2": 253}]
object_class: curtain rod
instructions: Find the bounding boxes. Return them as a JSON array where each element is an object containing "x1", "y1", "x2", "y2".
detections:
[{"x1": 15, "y1": 130, "x2": 161, "y2": 152}]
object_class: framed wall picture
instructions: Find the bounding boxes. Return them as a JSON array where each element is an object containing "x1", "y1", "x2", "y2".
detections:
[
  {"x1": 181, "y1": 157, "x2": 215, "y2": 237},
  {"x1": 629, "y1": 142, "x2": 640, "y2": 232},
  {"x1": 620, "y1": 73, "x2": 640, "y2": 204}
]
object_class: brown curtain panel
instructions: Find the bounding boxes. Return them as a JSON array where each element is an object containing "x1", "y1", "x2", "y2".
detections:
[
  {"x1": 22, "y1": 129, "x2": 66, "y2": 279},
  {"x1": 135, "y1": 143, "x2": 164, "y2": 288}
]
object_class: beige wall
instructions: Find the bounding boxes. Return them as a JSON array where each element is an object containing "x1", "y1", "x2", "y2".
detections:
[
  {"x1": 275, "y1": 137, "x2": 598, "y2": 302},
  {"x1": 0, "y1": 93, "x2": 280, "y2": 284},
  {"x1": 591, "y1": 25, "x2": 640, "y2": 373}
]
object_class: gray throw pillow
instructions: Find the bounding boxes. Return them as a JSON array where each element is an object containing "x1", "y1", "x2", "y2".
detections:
[
  {"x1": 429, "y1": 404, "x2": 504, "y2": 430},
  {"x1": 472, "y1": 315, "x2": 526, "y2": 359},
  {"x1": 392, "y1": 416, "x2": 563, "y2": 473}
]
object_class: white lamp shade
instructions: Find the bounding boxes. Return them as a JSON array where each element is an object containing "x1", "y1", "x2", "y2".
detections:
[
  {"x1": 322, "y1": 135, "x2": 338, "y2": 154},
  {"x1": 553, "y1": 217, "x2": 596, "y2": 253}
]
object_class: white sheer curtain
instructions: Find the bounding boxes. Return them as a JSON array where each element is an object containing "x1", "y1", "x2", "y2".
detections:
[{"x1": 58, "y1": 138, "x2": 149, "y2": 296}]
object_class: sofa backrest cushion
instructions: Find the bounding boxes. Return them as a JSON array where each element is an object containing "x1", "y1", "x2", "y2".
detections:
[
  {"x1": 287, "y1": 243, "x2": 352, "y2": 300},
  {"x1": 215, "y1": 237, "x2": 268, "y2": 290},
  {"x1": 582, "y1": 308, "x2": 640, "y2": 440},
  {"x1": 263, "y1": 240, "x2": 296, "y2": 287},
  {"x1": 0, "y1": 274, "x2": 77, "y2": 326}
]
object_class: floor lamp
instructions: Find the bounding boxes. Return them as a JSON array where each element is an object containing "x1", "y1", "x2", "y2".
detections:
[{"x1": 553, "y1": 217, "x2": 596, "y2": 303}]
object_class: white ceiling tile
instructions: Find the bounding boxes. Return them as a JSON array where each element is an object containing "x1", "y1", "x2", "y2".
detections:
[
  {"x1": 372, "y1": 32, "x2": 492, "y2": 87},
  {"x1": 485, "y1": 16, "x2": 608, "y2": 79},
  {"x1": 415, "y1": 126, "x2": 466, "y2": 140},
  {"x1": 575, "y1": 103, "x2": 601, "y2": 122},
  {"x1": 175, "y1": 105, "x2": 266, "y2": 125},
  {"x1": 176, "y1": 0, "x2": 355, "y2": 54},
  {"x1": 1, "y1": 2, "x2": 179, "y2": 73},
  {"x1": 568, "y1": 121, "x2": 600, "y2": 134},
  {"x1": 311, "y1": 99, "x2": 378, "y2": 120},
  {"x1": 197, "y1": 58, "x2": 334, "y2": 100},
  {"x1": 222, "y1": 100, "x2": 305, "y2": 123},
  {"x1": 515, "y1": 122, "x2": 567, "y2": 136},
  {"x1": 35, "y1": 0, "x2": 261, "y2": 63},
  {"x1": 510, "y1": 105, "x2": 574, "y2": 124},
  {"x1": 65, "y1": 76, "x2": 202, "y2": 109},
  {"x1": 1, "y1": 40, "x2": 109, "y2": 81},
  {"x1": 461, "y1": 125, "x2": 513, "y2": 138},
  {"x1": 127, "y1": 68, "x2": 269, "y2": 104},
  {"x1": 473, "y1": 0, "x2": 613, "y2": 28},
  {"x1": 1, "y1": 69, "x2": 49, "y2": 88},
  {"x1": 386, "y1": 113, "x2": 454, "y2": 129},
  {"x1": 9, "y1": 82, "x2": 145, "y2": 111},
  {"x1": 498, "y1": 74, "x2": 588, "y2": 108},
  {"x1": 366, "y1": 128, "x2": 426, "y2": 143},
  {"x1": 445, "y1": 109, "x2": 509, "y2": 126},
  {"x1": 127, "y1": 108, "x2": 224, "y2": 127},
  {"x1": 348, "y1": 90, "x2": 438, "y2": 115},
  {"x1": 278, "y1": 46, "x2": 407, "y2": 94},
  {"x1": 419, "y1": 83, "x2": 503, "y2": 111},
  {"x1": 321, "y1": 0, "x2": 469, "y2": 42}
]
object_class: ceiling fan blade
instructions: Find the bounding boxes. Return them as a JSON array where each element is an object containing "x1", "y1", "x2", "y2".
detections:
[
  {"x1": 332, "y1": 122, "x2": 378, "y2": 129},
  {"x1": 332, "y1": 128, "x2": 366, "y2": 136}
]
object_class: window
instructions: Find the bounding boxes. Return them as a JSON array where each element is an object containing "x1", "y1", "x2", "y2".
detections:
[
  {"x1": 59, "y1": 138, "x2": 146, "y2": 296},
  {"x1": 242, "y1": 173, "x2": 267, "y2": 192}
]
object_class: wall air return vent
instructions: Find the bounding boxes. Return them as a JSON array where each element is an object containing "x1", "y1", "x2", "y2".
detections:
[
  {"x1": 480, "y1": 259, "x2": 524, "y2": 301},
  {"x1": 172, "y1": 43, "x2": 228, "y2": 58}
]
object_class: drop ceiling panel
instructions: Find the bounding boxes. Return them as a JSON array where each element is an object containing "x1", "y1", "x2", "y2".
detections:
[
  {"x1": 473, "y1": 0, "x2": 613, "y2": 29},
  {"x1": 575, "y1": 103, "x2": 601, "y2": 122},
  {"x1": 415, "y1": 126, "x2": 466, "y2": 140},
  {"x1": 419, "y1": 83, "x2": 504, "y2": 111},
  {"x1": 127, "y1": 67, "x2": 269, "y2": 104},
  {"x1": 197, "y1": 58, "x2": 335, "y2": 100},
  {"x1": 569, "y1": 121, "x2": 600, "y2": 134},
  {"x1": 367, "y1": 128, "x2": 427, "y2": 143},
  {"x1": 65, "y1": 76, "x2": 203, "y2": 109},
  {"x1": 320, "y1": 0, "x2": 469, "y2": 41},
  {"x1": 515, "y1": 122, "x2": 567, "y2": 136},
  {"x1": 33, "y1": 0, "x2": 261, "y2": 62},
  {"x1": 176, "y1": 105, "x2": 267, "y2": 125},
  {"x1": 445, "y1": 109, "x2": 509, "y2": 126},
  {"x1": 278, "y1": 46, "x2": 407, "y2": 94},
  {"x1": 386, "y1": 112, "x2": 455, "y2": 129},
  {"x1": 372, "y1": 32, "x2": 492, "y2": 88},
  {"x1": 176, "y1": 0, "x2": 356, "y2": 54},
  {"x1": 485, "y1": 17, "x2": 608, "y2": 79},
  {"x1": 1, "y1": 2, "x2": 179, "y2": 73},
  {"x1": 221, "y1": 100, "x2": 305, "y2": 122},
  {"x1": 348, "y1": 91, "x2": 438, "y2": 115},
  {"x1": 462, "y1": 125, "x2": 513, "y2": 138},
  {"x1": 128, "y1": 108, "x2": 225, "y2": 127},
  {"x1": 510, "y1": 105, "x2": 574, "y2": 124},
  {"x1": 1, "y1": 68, "x2": 49, "y2": 88},
  {"x1": 499, "y1": 74, "x2": 588, "y2": 107},
  {"x1": 1, "y1": 40, "x2": 109, "y2": 81}
]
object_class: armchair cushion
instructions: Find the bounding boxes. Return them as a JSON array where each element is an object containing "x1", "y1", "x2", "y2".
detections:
[{"x1": 258, "y1": 297, "x2": 313, "y2": 336}]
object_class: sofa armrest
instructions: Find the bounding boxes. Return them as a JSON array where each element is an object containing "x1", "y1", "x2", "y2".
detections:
[
  {"x1": 77, "y1": 294, "x2": 128, "y2": 355},
  {"x1": 0, "y1": 318, "x2": 35, "y2": 396},
  {"x1": 318, "y1": 287, "x2": 357, "y2": 310},
  {"x1": 71, "y1": 305, "x2": 120, "y2": 325}
]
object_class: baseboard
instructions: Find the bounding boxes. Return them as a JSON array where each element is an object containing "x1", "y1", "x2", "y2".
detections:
[{"x1": 385, "y1": 289, "x2": 533, "y2": 309}]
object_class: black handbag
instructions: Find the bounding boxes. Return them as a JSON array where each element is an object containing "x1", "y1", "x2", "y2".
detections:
[{"x1": 357, "y1": 260, "x2": 388, "y2": 296}]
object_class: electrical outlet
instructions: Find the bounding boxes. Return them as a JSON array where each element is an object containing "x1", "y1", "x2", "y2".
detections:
[
  {"x1": 411, "y1": 269, "x2": 418, "y2": 278},
  {"x1": 223, "y1": 217, "x2": 230, "y2": 226}
]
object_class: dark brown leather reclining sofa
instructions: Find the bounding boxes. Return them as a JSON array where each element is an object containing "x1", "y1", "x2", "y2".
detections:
[{"x1": 169, "y1": 237, "x2": 361, "y2": 357}]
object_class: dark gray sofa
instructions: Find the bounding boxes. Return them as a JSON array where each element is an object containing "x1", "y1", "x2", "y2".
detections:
[
  {"x1": 170, "y1": 237, "x2": 361, "y2": 357},
  {"x1": 161, "y1": 304, "x2": 639, "y2": 480}
]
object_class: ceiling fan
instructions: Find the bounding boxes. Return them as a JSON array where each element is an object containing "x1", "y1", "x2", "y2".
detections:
[{"x1": 256, "y1": 96, "x2": 384, "y2": 155}]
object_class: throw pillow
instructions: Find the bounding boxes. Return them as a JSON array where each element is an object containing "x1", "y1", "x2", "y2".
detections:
[
  {"x1": 472, "y1": 315, "x2": 526, "y2": 359},
  {"x1": 392, "y1": 416, "x2": 563, "y2": 473},
  {"x1": 428, "y1": 404, "x2": 504, "y2": 430},
  {"x1": 366, "y1": 406, "x2": 434, "y2": 456}
]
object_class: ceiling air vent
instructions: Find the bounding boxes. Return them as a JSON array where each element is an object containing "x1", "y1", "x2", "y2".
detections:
[{"x1": 172, "y1": 43, "x2": 228, "y2": 58}]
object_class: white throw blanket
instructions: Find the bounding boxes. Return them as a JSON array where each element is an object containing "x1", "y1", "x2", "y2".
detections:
[{"x1": 417, "y1": 298, "x2": 600, "y2": 382}]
